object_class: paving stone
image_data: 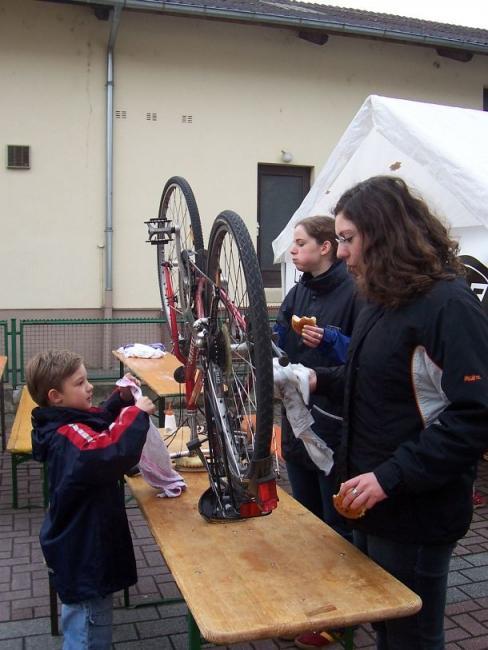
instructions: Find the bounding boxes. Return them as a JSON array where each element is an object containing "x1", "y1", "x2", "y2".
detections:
[
  {"x1": 465, "y1": 553, "x2": 488, "y2": 567},
  {"x1": 461, "y1": 567, "x2": 488, "y2": 582},
  {"x1": 24, "y1": 635, "x2": 63, "y2": 650},
  {"x1": 449, "y1": 571, "x2": 472, "y2": 587},
  {"x1": 459, "y1": 582, "x2": 488, "y2": 599},
  {"x1": 113, "y1": 605, "x2": 161, "y2": 624},
  {"x1": 112, "y1": 623, "x2": 139, "y2": 643},
  {"x1": 136, "y1": 615, "x2": 188, "y2": 638},
  {"x1": 451, "y1": 613, "x2": 488, "y2": 636}
]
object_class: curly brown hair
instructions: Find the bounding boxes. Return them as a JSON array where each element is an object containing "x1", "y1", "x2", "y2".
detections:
[{"x1": 333, "y1": 176, "x2": 464, "y2": 308}]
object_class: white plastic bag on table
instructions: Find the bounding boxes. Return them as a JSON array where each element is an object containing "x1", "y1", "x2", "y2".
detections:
[{"x1": 116, "y1": 377, "x2": 186, "y2": 498}]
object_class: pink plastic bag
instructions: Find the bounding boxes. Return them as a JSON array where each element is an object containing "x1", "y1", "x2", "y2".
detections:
[
  {"x1": 138, "y1": 419, "x2": 187, "y2": 498},
  {"x1": 116, "y1": 377, "x2": 186, "y2": 498}
]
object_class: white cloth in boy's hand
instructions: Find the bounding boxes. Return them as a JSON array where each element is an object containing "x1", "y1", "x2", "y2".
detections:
[{"x1": 273, "y1": 359, "x2": 334, "y2": 475}]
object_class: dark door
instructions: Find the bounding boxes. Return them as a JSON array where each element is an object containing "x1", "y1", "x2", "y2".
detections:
[{"x1": 257, "y1": 164, "x2": 311, "y2": 287}]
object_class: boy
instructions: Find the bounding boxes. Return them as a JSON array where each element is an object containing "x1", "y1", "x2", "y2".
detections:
[{"x1": 27, "y1": 350, "x2": 155, "y2": 650}]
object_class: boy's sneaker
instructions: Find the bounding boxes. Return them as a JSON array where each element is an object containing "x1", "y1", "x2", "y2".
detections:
[
  {"x1": 473, "y1": 491, "x2": 486, "y2": 509},
  {"x1": 294, "y1": 631, "x2": 340, "y2": 648}
]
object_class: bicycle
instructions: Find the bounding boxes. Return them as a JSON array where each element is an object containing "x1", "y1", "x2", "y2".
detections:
[{"x1": 146, "y1": 176, "x2": 279, "y2": 522}]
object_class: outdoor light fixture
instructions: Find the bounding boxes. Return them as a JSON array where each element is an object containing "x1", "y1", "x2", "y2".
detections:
[{"x1": 281, "y1": 150, "x2": 293, "y2": 163}]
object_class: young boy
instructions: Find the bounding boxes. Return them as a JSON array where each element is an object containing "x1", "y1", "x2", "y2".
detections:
[{"x1": 27, "y1": 350, "x2": 155, "y2": 650}]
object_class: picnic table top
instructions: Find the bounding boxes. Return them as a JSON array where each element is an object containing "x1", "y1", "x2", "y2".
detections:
[
  {"x1": 112, "y1": 350, "x2": 182, "y2": 397},
  {"x1": 126, "y1": 471, "x2": 422, "y2": 644}
]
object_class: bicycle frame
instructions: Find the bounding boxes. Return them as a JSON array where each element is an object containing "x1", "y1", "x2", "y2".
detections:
[{"x1": 148, "y1": 217, "x2": 278, "y2": 520}]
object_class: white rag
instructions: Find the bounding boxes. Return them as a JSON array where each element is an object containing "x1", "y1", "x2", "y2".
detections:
[
  {"x1": 273, "y1": 359, "x2": 334, "y2": 475},
  {"x1": 116, "y1": 377, "x2": 186, "y2": 498},
  {"x1": 117, "y1": 343, "x2": 166, "y2": 359}
]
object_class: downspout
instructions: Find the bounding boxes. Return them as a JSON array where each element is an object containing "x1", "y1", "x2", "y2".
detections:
[
  {"x1": 105, "y1": 5, "x2": 121, "y2": 316},
  {"x1": 103, "y1": 5, "x2": 121, "y2": 368}
]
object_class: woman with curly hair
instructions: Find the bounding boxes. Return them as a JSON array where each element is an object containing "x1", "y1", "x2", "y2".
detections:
[{"x1": 311, "y1": 176, "x2": 488, "y2": 650}]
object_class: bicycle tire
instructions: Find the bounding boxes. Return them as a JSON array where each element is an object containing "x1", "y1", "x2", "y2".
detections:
[
  {"x1": 157, "y1": 177, "x2": 205, "y2": 357},
  {"x1": 204, "y1": 210, "x2": 275, "y2": 518}
]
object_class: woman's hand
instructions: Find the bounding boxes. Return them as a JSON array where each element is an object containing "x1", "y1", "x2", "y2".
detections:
[
  {"x1": 338, "y1": 472, "x2": 387, "y2": 512},
  {"x1": 302, "y1": 325, "x2": 324, "y2": 349}
]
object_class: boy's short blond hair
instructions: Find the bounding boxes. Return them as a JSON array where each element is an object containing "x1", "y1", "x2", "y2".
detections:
[{"x1": 26, "y1": 350, "x2": 84, "y2": 407}]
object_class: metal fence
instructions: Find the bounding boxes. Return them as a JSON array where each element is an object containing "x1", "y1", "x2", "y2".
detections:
[{"x1": 7, "y1": 318, "x2": 167, "y2": 388}]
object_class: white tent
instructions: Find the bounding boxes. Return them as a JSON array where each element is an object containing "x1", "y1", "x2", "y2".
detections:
[{"x1": 272, "y1": 95, "x2": 488, "y2": 296}]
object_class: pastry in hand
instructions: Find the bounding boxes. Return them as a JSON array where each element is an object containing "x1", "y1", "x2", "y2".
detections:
[{"x1": 291, "y1": 315, "x2": 317, "y2": 335}]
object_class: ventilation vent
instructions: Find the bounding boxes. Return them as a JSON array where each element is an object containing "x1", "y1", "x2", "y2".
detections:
[
  {"x1": 182, "y1": 115, "x2": 193, "y2": 124},
  {"x1": 146, "y1": 112, "x2": 157, "y2": 121},
  {"x1": 7, "y1": 145, "x2": 30, "y2": 169},
  {"x1": 115, "y1": 110, "x2": 127, "y2": 119}
]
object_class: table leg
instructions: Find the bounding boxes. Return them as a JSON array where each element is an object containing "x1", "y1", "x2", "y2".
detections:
[
  {"x1": 339, "y1": 627, "x2": 355, "y2": 650},
  {"x1": 0, "y1": 376, "x2": 5, "y2": 452},
  {"x1": 187, "y1": 610, "x2": 202, "y2": 650},
  {"x1": 158, "y1": 396, "x2": 166, "y2": 428},
  {"x1": 11, "y1": 454, "x2": 19, "y2": 509}
]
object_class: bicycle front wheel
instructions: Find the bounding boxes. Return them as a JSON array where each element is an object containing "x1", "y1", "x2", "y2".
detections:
[
  {"x1": 157, "y1": 177, "x2": 204, "y2": 358},
  {"x1": 204, "y1": 210, "x2": 276, "y2": 519}
]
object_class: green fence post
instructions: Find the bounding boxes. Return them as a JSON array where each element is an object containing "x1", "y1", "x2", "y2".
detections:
[{"x1": 11, "y1": 318, "x2": 17, "y2": 390}]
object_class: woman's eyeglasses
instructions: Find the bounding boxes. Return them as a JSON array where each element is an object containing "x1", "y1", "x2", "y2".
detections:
[{"x1": 335, "y1": 234, "x2": 355, "y2": 245}]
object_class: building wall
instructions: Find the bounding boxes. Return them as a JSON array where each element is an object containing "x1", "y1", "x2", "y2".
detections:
[{"x1": 1, "y1": 0, "x2": 487, "y2": 315}]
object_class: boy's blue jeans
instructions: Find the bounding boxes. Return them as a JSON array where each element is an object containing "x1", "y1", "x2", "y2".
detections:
[
  {"x1": 353, "y1": 530, "x2": 455, "y2": 650},
  {"x1": 61, "y1": 594, "x2": 113, "y2": 650}
]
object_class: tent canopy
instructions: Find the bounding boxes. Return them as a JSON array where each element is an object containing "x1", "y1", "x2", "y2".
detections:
[{"x1": 272, "y1": 95, "x2": 488, "y2": 289}]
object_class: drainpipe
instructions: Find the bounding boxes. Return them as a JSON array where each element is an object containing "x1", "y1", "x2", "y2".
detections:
[{"x1": 103, "y1": 5, "x2": 121, "y2": 367}]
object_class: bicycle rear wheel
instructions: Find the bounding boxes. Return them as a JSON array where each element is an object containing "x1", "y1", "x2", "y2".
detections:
[
  {"x1": 202, "y1": 210, "x2": 277, "y2": 520},
  {"x1": 157, "y1": 177, "x2": 204, "y2": 360}
]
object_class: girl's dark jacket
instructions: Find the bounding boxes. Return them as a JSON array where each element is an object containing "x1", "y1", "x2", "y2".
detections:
[
  {"x1": 31, "y1": 391, "x2": 149, "y2": 604},
  {"x1": 316, "y1": 277, "x2": 488, "y2": 544},
  {"x1": 276, "y1": 260, "x2": 363, "y2": 469}
]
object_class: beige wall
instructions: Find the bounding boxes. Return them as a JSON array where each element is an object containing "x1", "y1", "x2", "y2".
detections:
[{"x1": 1, "y1": 0, "x2": 486, "y2": 313}]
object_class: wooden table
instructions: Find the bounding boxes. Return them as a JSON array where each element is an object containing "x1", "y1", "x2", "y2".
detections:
[
  {"x1": 112, "y1": 350, "x2": 183, "y2": 425},
  {"x1": 127, "y1": 472, "x2": 422, "y2": 650},
  {"x1": 0, "y1": 355, "x2": 6, "y2": 451}
]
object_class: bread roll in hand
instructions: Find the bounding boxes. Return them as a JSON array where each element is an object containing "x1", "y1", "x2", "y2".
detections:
[
  {"x1": 291, "y1": 315, "x2": 317, "y2": 335},
  {"x1": 333, "y1": 491, "x2": 367, "y2": 519}
]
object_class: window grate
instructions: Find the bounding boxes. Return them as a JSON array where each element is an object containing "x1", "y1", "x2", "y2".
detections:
[
  {"x1": 7, "y1": 145, "x2": 30, "y2": 169},
  {"x1": 146, "y1": 112, "x2": 157, "y2": 121},
  {"x1": 115, "y1": 110, "x2": 127, "y2": 119},
  {"x1": 182, "y1": 115, "x2": 193, "y2": 124}
]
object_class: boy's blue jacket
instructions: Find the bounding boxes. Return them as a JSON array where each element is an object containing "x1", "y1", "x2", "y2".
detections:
[{"x1": 31, "y1": 391, "x2": 149, "y2": 604}]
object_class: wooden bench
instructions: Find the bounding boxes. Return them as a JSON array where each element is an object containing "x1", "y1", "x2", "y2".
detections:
[
  {"x1": 6, "y1": 386, "x2": 48, "y2": 509},
  {"x1": 126, "y1": 471, "x2": 422, "y2": 650},
  {"x1": 0, "y1": 355, "x2": 6, "y2": 451}
]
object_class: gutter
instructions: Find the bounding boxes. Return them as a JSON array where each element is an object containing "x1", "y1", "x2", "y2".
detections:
[{"x1": 71, "y1": 0, "x2": 488, "y2": 55}]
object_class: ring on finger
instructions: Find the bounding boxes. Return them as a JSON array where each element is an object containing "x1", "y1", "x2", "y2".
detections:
[{"x1": 352, "y1": 487, "x2": 359, "y2": 496}]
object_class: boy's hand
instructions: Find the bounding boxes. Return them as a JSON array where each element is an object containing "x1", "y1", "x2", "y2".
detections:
[
  {"x1": 119, "y1": 373, "x2": 141, "y2": 402},
  {"x1": 136, "y1": 396, "x2": 156, "y2": 415}
]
